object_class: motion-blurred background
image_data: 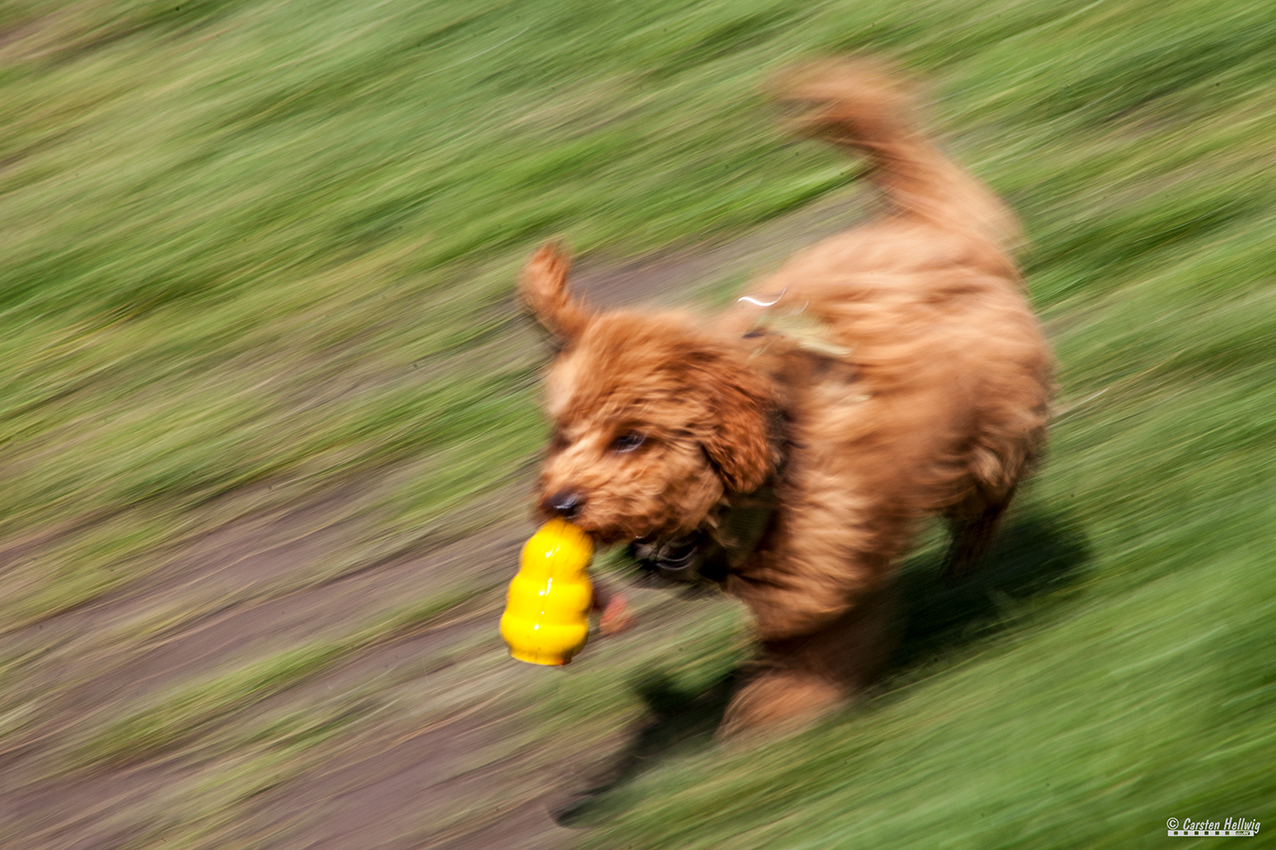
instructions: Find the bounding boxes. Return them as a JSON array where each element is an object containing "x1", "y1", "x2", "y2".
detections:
[{"x1": 1, "y1": 1, "x2": 1272, "y2": 847}]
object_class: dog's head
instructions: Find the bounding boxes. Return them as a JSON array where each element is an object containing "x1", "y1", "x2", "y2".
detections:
[{"x1": 520, "y1": 242, "x2": 779, "y2": 546}]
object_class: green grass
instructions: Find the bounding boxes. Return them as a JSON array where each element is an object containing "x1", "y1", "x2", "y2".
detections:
[{"x1": 2, "y1": 0, "x2": 1274, "y2": 847}]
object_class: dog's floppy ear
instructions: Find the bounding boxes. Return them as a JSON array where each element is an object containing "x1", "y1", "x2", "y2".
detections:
[
  {"x1": 699, "y1": 356, "x2": 778, "y2": 494},
  {"x1": 520, "y1": 241, "x2": 591, "y2": 344}
]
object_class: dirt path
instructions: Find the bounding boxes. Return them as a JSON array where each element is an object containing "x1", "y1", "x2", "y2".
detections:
[{"x1": 1, "y1": 191, "x2": 868, "y2": 849}]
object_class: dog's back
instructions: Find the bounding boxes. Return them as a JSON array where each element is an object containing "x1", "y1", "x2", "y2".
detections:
[{"x1": 733, "y1": 60, "x2": 1054, "y2": 573}]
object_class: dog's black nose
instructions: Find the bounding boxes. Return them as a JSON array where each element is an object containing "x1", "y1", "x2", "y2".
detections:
[{"x1": 546, "y1": 490, "x2": 585, "y2": 520}]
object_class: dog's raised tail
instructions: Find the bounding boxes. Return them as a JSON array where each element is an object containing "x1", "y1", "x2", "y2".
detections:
[{"x1": 780, "y1": 59, "x2": 1019, "y2": 251}]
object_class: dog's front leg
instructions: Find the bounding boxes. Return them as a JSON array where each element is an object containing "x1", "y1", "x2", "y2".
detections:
[
  {"x1": 720, "y1": 578, "x2": 895, "y2": 737},
  {"x1": 720, "y1": 510, "x2": 902, "y2": 736}
]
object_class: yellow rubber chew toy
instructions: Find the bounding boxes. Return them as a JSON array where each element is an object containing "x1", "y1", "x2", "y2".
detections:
[{"x1": 500, "y1": 519, "x2": 594, "y2": 665}]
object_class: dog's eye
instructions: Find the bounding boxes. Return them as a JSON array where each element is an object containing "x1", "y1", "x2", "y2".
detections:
[{"x1": 611, "y1": 431, "x2": 646, "y2": 454}]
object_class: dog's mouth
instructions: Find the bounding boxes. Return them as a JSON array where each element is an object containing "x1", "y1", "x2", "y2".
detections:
[
  {"x1": 628, "y1": 531, "x2": 728, "y2": 585},
  {"x1": 625, "y1": 481, "x2": 778, "y2": 587}
]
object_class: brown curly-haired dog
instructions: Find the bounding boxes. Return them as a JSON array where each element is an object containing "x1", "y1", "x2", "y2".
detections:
[{"x1": 520, "y1": 60, "x2": 1053, "y2": 736}]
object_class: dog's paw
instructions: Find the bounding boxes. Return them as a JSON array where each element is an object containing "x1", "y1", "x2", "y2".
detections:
[
  {"x1": 718, "y1": 669, "x2": 844, "y2": 740},
  {"x1": 597, "y1": 592, "x2": 637, "y2": 636}
]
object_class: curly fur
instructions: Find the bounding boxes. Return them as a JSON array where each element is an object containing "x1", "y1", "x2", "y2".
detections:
[{"x1": 520, "y1": 59, "x2": 1054, "y2": 735}]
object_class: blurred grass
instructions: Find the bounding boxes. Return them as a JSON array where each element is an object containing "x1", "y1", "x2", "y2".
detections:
[{"x1": 2, "y1": 0, "x2": 1274, "y2": 847}]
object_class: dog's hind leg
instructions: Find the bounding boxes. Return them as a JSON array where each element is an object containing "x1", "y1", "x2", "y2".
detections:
[{"x1": 942, "y1": 485, "x2": 1015, "y2": 579}]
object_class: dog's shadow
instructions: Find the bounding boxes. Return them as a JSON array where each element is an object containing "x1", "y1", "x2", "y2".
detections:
[
  {"x1": 551, "y1": 666, "x2": 740, "y2": 826},
  {"x1": 552, "y1": 507, "x2": 1090, "y2": 827},
  {"x1": 890, "y1": 506, "x2": 1092, "y2": 675}
]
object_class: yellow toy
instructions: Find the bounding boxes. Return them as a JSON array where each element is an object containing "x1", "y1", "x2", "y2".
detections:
[{"x1": 500, "y1": 519, "x2": 594, "y2": 665}]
